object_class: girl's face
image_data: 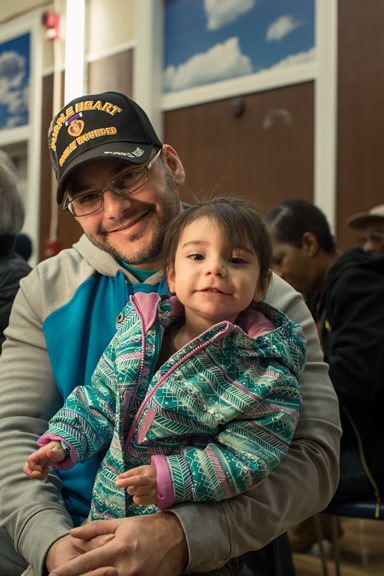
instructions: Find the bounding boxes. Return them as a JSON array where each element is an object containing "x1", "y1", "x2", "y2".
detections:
[{"x1": 167, "y1": 216, "x2": 266, "y2": 327}]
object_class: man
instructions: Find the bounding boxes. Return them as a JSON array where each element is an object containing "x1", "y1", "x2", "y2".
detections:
[
  {"x1": 0, "y1": 92, "x2": 341, "y2": 576},
  {"x1": 346, "y1": 204, "x2": 384, "y2": 254},
  {"x1": 266, "y1": 199, "x2": 384, "y2": 552}
]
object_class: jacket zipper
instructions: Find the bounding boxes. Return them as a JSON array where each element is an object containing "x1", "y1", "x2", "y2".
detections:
[{"x1": 125, "y1": 326, "x2": 228, "y2": 446}]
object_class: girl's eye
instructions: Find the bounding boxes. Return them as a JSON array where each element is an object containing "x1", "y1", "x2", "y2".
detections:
[
  {"x1": 188, "y1": 253, "x2": 204, "y2": 261},
  {"x1": 230, "y1": 256, "x2": 248, "y2": 264}
]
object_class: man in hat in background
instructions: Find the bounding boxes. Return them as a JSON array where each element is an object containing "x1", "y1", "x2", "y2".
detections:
[
  {"x1": 346, "y1": 204, "x2": 384, "y2": 254},
  {"x1": 0, "y1": 91, "x2": 341, "y2": 576}
]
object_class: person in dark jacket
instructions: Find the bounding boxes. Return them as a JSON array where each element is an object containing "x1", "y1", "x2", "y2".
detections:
[
  {"x1": 0, "y1": 155, "x2": 32, "y2": 351},
  {"x1": 15, "y1": 232, "x2": 33, "y2": 262},
  {"x1": 265, "y1": 199, "x2": 384, "y2": 549}
]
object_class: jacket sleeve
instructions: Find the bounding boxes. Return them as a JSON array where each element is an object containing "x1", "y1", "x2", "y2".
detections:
[
  {"x1": 40, "y1": 350, "x2": 118, "y2": 465},
  {"x1": 0, "y1": 270, "x2": 75, "y2": 576},
  {"x1": 152, "y1": 363, "x2": 303, "y2": 508},
  {"x1": 322, "y1": 264, "x2": 384, "y2": 407},
  {"x1": 0, "y1": 254, "x2": 118, "y2": 575},
  {"x1": 168, "y1": 273, "x2": 341, "y2": 573}
]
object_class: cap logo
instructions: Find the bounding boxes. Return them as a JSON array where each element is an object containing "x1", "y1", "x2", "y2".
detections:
[
  {"x1": 68, "y1": 119, "x2": 84, "y2": 138},
  {"x1": 66, "y1": 113, "x2": 84, "y2": 138},
  {"x1": 49, "y1": 99, "x2": 123, "y2": 152},
  {"x1": 59, "y1": 126, "x2": 118, "y2": 167}
]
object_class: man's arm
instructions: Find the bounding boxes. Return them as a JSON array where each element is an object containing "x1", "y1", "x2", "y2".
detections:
[{"x1": 0, "y1": 271, "x2": 75, "y2": 575}]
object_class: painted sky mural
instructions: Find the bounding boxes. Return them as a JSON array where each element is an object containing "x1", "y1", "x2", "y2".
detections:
[
  {"x1": 0, "y1": 32, "x2": 30, "y2": 129},
  {"x1": 164, "y1": 0, "x2": 315, "y2": 93}
]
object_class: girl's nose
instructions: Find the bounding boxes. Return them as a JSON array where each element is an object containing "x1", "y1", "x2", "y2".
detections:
[{"x1": 206, "y1": 259, "x2": 227, "y2": 276}]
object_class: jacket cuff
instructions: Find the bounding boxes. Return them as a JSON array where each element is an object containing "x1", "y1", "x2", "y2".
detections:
[
  {"x1": 37, "y1": 434, "x2": 78, "y2": 470},
  {"x1": 151, "y1": 454, "x2": 174, "y2": 509}
]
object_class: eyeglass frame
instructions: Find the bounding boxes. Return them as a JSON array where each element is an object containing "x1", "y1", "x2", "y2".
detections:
[{"x1": 63, "y1": 147, "x2": 163, "y2": 217}]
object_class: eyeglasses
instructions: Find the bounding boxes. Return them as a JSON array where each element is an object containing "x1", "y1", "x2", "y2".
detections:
[
  {"x1": 63, "y1": 148, "x2": 162, "y2": 217},
  {"x1": 358, "y1": 232, "x2": 384, "y2": 244}
]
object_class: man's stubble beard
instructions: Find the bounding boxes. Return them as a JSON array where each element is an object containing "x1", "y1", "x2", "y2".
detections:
[{"x1": 96, "y1": 225, "x2": 167, "y2": 265}]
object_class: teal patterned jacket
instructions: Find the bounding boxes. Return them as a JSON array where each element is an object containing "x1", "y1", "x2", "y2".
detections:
[{"x1": 39, "y1": 292, "x2": 306, "y2": 519}]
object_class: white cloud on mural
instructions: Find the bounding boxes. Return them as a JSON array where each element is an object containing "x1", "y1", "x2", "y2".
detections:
[
  {"x1": 0, "y1": 50, "x2": 26, "y2": 88},
  {"x1": 164, "y1": 37, "x2": 252, "y2": 91},
  {"x1": 266, "y1": 15, "x2": 304, "y2": 42},
  {"x1": 0, "y1": 50, "x2": 28, "y2": 127},
  {"x1": 269, "y1": 47, "x2": 315, "y2": 68},
  {"x1": 204, "y1": 0, "x2": 256, "y2": 31}
]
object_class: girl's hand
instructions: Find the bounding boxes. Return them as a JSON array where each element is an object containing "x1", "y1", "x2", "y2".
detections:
[
  {"x1": 116, "y1": 464, "x2": 157, "y2": 505},
  {"x1": 23, "y1": 440, "x2": 66, "y2": 480}
]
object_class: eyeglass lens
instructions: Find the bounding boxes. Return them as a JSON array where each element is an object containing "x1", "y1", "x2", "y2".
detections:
[{"x1": 65, "y1": 149, "x2": 161, "y2": 217}]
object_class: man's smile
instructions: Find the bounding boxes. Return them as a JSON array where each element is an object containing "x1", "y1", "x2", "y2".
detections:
[{"x1": 104, "y1": 210, "x2": 152, "y2": 234}]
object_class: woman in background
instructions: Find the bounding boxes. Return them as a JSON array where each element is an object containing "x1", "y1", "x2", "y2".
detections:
[{"x1": 0, "y1": 152, "x2": 31, "y2": 351}]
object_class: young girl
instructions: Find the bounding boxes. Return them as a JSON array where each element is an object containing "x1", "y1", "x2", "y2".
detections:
[{"x1": 24, "y1": 197, "x2": 306, "y2": 519}]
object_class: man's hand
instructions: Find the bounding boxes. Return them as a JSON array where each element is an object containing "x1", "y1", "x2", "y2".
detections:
[
  {"x1": 45, "y1": 533, "x2": 92, "y2": 573},
  {"x1": 116, "y1": 464, "x2": 157, "y2": 505},
  {"x1": 48, "y1": 513, "x2": 188, "y2": 576}
]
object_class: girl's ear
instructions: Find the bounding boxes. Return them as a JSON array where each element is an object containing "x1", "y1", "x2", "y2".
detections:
[
  {"x1": 254, "y1": 269, "x2": 273, "y2": 302},
  {"x1": 167, "y1": 266, "x2": 176, "y2": 293}
]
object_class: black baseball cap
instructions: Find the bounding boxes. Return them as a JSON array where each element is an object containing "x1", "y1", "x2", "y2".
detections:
[{"x1": 48, "y1": 91, "x2": 163, "y2": 204}]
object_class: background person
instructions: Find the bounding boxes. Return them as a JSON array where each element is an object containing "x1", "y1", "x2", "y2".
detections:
[
  {"x1": 24, "y1": 197, "x2": 306, "y2": 519},
  {"x1": 0, "y1": 157, "x2": 31, "y2": 352},
  {"x1": 14, "y1": 233, "x2": 33, "y2": 262},
  {"x1": 346, "y1": 204, "x2": 384, "y2": 254},
  {"x1": 0, "y1": 92, "x2": 341, "y2": 576},
  {"x1": 0, "y1": 153, "x2": 32, "y2": 574},
  {"x1": 266, "y1": 198, "x2": 384, "y2": 551}
]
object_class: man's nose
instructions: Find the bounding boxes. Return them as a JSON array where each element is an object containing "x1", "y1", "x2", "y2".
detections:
[
  {"x1": 363, "y1": 239, "x2": 383, "y2": 253},
  {"x1": 102, "y1": 188, "x2": 131, "y2": 216}
]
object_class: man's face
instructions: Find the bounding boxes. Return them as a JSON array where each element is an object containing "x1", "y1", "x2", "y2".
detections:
[
  {"x1": 358, "y1": 223, "x2": 384, "y2": 254},
  {"x1": 65, "y1": 147, "x2": 183, "y2": 269}
]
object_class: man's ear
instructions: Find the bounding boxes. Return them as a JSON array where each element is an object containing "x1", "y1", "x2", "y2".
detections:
[
  {"x1": 301, "y1": 231, "x2": 320, "y2": 257},
  {"x1": 162, "y1": 144, "x2": 185, "y2": 187},
  {"x1": 254, "y1": 269, "x2": 273, "y2": 302}
]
